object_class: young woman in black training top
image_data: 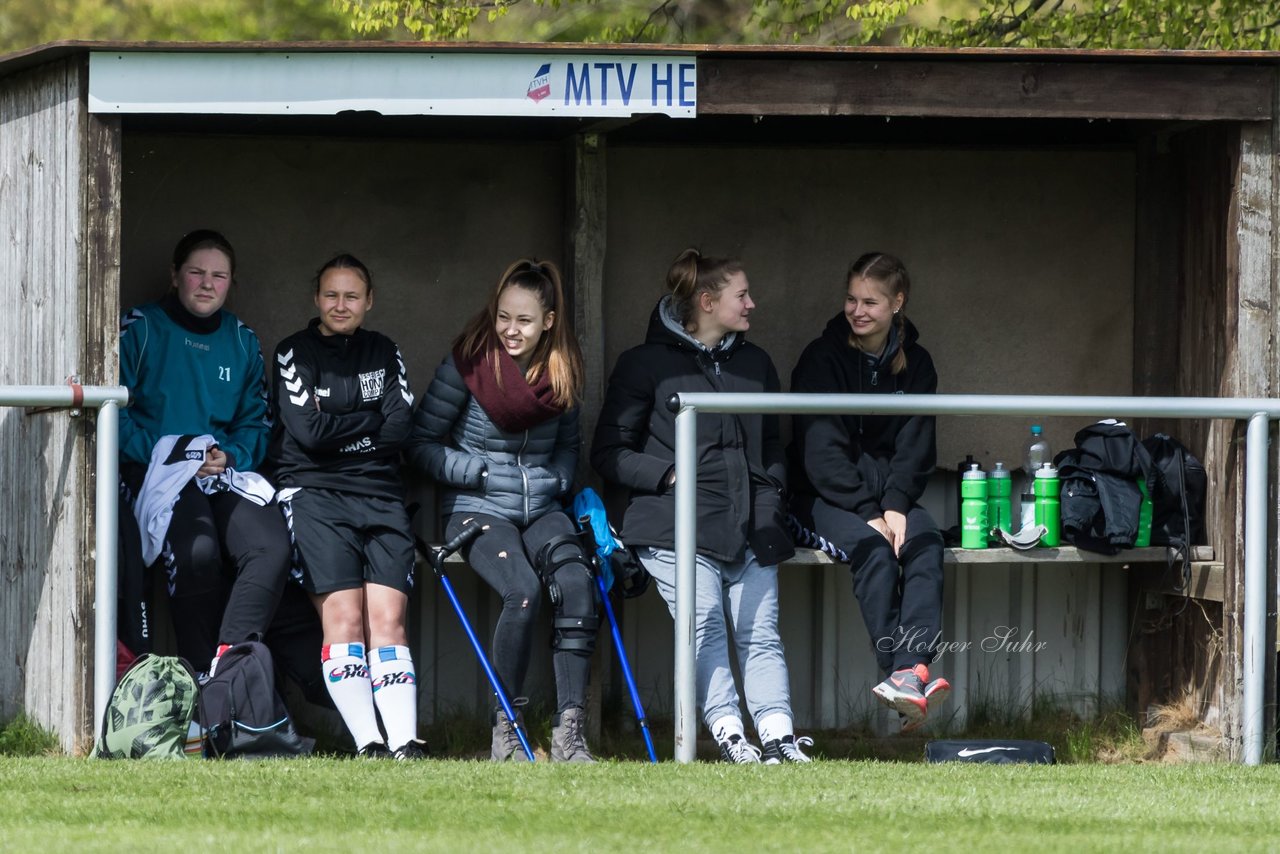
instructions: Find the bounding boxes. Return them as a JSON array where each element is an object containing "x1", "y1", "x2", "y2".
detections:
[{"x1": 268, "y1": 254, "x2": 423, "y2": 759}]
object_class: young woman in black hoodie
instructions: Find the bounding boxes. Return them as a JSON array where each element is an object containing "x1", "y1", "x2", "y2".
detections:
[
  {"x1": 789, "y1": 252, "x2": 951, "y2": 731},
  {"x1": 593, "y1": 249, "x2": 811, "y2": 764}
]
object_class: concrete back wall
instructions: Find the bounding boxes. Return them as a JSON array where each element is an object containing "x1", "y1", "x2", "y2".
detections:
[
  {"x1": 121, "y1": 134, "x2": 566, "y2": 401},
  {"x1": 605, "y1": 144, "x2": 1136, "y2": 473},
  {"x1": 122, "y1": 134, "x2": 1134, "y2": 478}
]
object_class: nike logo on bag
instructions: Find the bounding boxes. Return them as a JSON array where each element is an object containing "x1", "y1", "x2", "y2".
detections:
[{"x1": 957, "y1": 746, "x2": 1018, "y2": 757}]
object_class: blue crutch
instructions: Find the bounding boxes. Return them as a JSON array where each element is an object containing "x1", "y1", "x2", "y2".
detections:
[
  {"x1": 417, "y1": 522, "x2": 536, "y2": 763},
  {"x1": 574, "y1": 488, "x2": 659, "y2": 764}
]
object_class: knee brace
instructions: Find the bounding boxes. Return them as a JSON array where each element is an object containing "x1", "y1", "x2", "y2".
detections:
[{"x1": 535, "y1": 534, "x2": 600, "y2": 655}]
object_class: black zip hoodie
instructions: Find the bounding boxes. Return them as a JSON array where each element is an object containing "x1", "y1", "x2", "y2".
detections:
[
  {"x1": 267, "y1": 319, "x2": 414, "y2": 498},
  {"x1": 788, "y1": 312, "x2": 937, "y2": 520},
  {"x1": 592, "y1": 296, "x2": 793, "y2": 565}
]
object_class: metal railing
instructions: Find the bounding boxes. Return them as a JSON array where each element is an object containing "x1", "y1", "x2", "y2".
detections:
[
  {"x1": 667, "y1": 392, "x2": 1280, "y2": 765},
  {"x1": 0, "y1": 383, "x2": 129, "y2": 734}
]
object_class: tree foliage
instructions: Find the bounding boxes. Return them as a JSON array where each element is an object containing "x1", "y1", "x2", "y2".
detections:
[
  {"x1": 0, "y1": 0, "x2": 364, "y2": 54},
  {"x1": 337, "y1": 0, "x2": 1280, "y2": 49},
  {"x1": 5, "y1": 0, "x2": 1276, "y2": 53}
]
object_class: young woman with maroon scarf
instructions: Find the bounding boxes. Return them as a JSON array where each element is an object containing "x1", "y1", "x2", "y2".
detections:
[{"x1": 406, "y1": 259, "x2": 596, "y2": 762}]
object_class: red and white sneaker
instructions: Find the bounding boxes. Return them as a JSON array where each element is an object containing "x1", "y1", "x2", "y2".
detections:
[
  {"x1": 873, "y1": 664, "x2": 929, "y2": 726},
  {"x1": 924, "y1": 675, "x2": 951, "y2": 709}
]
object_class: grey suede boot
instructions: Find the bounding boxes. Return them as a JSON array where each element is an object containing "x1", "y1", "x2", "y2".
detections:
[
  {"x1": 550, "y1": 707, "x2": 596, "y2": 763},
  {"x1": 491, "y1": 702, "x2": 528, "y2": 762}
]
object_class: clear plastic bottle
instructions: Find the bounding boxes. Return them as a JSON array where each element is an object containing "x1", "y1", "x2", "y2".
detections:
[{"x1": 1020, "y1": 425, "x2": 1051, "y2": 531}]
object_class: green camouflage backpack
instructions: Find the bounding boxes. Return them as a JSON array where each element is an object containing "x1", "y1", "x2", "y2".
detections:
[{"x1": 94, "y1": 654, "x2": 199, "y2": 759}]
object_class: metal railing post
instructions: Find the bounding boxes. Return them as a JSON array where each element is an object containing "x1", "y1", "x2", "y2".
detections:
[
  {"x1": 665, "y1": 391, "x2": 1280, "y2": 764},
  {"x1": 0, "y1": 384, "x2": 128, "y2": 745},
  {"x1": 1242, "y1": 412, "x2": 1269, "y2": 765},
  {"x1": 93, "y1": 399, "x2": 120, "y2": 730},
  {"x1": 673, "y1": 402, "x2": 699, "y2": 763}
]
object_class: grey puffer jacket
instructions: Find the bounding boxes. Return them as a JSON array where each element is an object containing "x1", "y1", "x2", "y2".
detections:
[{"x1": 406, "y1": 353, "x2": 579, "y2": 527}]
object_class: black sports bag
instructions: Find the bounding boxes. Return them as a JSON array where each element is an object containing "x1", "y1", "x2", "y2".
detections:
[{"x1": 924, "y1": 739, "x2": 1055, "y2": 764}]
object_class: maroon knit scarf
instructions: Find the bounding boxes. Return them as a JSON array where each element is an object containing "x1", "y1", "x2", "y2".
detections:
[{"x1": 453, "y1": 344, "x2": 564, "y2": 433}]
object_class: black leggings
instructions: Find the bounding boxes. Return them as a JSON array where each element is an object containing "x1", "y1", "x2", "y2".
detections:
[
  {"x1": 161, "y1": 481, "x2": 290, "y2": 667},
  {"x1": 447, "y1": 510, "x2": 595, "y2": 712},
  {"x1": 793, "y1": 495, "x2": 945, "y2": 676}
]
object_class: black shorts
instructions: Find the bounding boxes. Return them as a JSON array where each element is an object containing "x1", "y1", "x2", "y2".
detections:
[{"x1": 280, "y1": 487, "x2": 415, "y2": 595}]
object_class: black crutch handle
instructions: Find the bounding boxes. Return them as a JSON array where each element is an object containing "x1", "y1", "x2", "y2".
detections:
[{"x1": 416, "y1": 520, "x2": 488, "y2": 576}]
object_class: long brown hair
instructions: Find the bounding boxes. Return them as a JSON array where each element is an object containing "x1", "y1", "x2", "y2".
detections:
[
  {"x1": 666, "y1": 248, "x2": 744, "y2": 331},
  {"x1": 847, "y1": 252, "x2": 911, "y2": 375},
  {"x1": 454, "y1": 259, "x2": 584, "y2": 408}
]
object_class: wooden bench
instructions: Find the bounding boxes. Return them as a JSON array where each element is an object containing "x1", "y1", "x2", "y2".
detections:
[
  {"x1": 780, "y1": 543, "x2": 1223, "y2": 602},
  {"x1": 783, "y1": 544, "x2": 1215, "y2": 564}
]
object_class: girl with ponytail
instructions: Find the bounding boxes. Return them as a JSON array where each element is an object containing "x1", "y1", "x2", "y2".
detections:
[
  {"x1": 592, "y1": 248, "x2": 813, "y2": 764},
  {"x1": 407, "y1": 259, "x2": 599, "y2": 762},
  {"x1": 788, "y1": 252, "x2": 951, "y2": 732}
]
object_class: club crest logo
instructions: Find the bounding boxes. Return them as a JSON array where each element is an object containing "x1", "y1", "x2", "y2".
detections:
[
  {"x1": 358, "y1": 369, "x2": 385, "y2": 401},
  {"x1": 527, "y1": 63, "x2": 552, "y2": 103}
]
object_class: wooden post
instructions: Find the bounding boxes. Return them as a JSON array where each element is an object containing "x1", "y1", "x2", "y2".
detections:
[
  {"x1": 80, "y1": 90, "x2": 123, "y2": 749},
  {"x1": 563, "y1": 132, "x2": 610, "y2": 742},
  {"x1": 1225, "y1": 119, "x2": 1275, "y2": 760}
]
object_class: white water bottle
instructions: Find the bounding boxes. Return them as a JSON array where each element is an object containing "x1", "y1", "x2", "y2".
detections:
[{"x1": 1020, "y1": 425, "x2": 1051, "y2": 531}]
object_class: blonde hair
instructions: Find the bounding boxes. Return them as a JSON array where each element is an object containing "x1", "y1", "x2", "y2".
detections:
[
  {"x1": 847, "y1": 252, "x2": 911, "y2": 375},
  {"x1": 666, "y1": 248, "x2": 744, "y2": 329},
  {"x1": 454, "y1": 259, "x2": 584, "y2": 408}
]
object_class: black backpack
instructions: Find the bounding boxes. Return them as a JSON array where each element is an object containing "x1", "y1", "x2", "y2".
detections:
[
  {"x1": 199, "y1": 640, "x2": 312, "y2": 759},
  {"x1": 1141, "y1": 433, "x2": 1207, "y2": 548}
]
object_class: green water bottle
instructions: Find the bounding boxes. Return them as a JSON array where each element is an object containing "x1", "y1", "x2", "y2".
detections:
[
  {"x1": 1135, "y1": 477, "x2": 1153, "y2": 548},
  {"x1": 1034, "y1": 463, "x2": 1061, "y2": 547},
  {"x1": 961, "y1": 464, "x2": 989, "y2": 550},
  {"x1": 988, "y1": 461, "x2": 1013, "y2": 545}
]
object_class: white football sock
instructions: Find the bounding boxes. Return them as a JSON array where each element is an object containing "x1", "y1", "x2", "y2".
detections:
[
  {"x1": 322, "y1": 642, "x2": 382, "y2": 749},
  {"x1": 370, "y1": 645, "x2": 418, "y2": 751},
  {"x1": 757, "y1": 712, "x2": 794, "y2": 744},
  {"x1": 711, "y1": 714, "x2": 746, "y2": 743}
]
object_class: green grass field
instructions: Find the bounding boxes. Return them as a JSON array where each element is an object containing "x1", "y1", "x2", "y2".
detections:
[{"x1": 3, "y1": 757, "x2": 1279, "y2": 852}]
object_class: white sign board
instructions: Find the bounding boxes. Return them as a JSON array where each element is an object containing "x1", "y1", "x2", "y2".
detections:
[{"x1": 88, "y1": 51, "x2": 696, "y2": 118}]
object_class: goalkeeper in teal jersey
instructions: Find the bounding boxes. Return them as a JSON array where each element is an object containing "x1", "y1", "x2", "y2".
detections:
[{"x1": 117, "y1": 230, "x2": 289, "y2": 676}]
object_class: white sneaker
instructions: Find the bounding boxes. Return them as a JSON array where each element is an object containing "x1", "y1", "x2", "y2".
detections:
[
  {"x1": 718, "y1": 733, "x2": 762, "y2": 764},
  {"x1": 762, "y1": 734, "x2": 814, "y2": 764}
]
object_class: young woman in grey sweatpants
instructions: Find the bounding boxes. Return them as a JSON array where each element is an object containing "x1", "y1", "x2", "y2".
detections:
[{"x1": 592, "y1": 248, "x2": 812, "y2": 764}]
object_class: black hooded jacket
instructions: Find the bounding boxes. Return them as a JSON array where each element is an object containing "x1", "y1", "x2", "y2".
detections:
[
  {"x1": 591, "y1": 297, "x2": 794, "y2": 565},
  {"x1": 788, "y1": 312, "x2": 938, "y2": 520}
]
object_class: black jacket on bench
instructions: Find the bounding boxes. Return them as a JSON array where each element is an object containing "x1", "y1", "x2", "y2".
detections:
[
  {"x1": 591, "y1": 297, "x2": 793, "y2": 566},
  {"x1": 788, "y1": 313, "x2": 937, "y2": 521}
]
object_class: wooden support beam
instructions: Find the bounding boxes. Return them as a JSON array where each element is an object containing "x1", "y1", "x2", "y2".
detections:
[
  {"x1": 1222, "y1": 117, "x2": 1276, "y2": 760},
  {"x1": 80, "y1": 92, "x2": 122, "y2": 751},
  {"x1": 699, "y1": 59, "x2": 1273, "y2": 122},
  {"x1": 562, "y1": 132, "x2": 609, "y2": 742},
  {"x1": 1138, "y1": 562, "x2": 1226, "y2": 602},
  {"x1": 563, "y1": 132, "x2": 607, "y2": 492}
]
